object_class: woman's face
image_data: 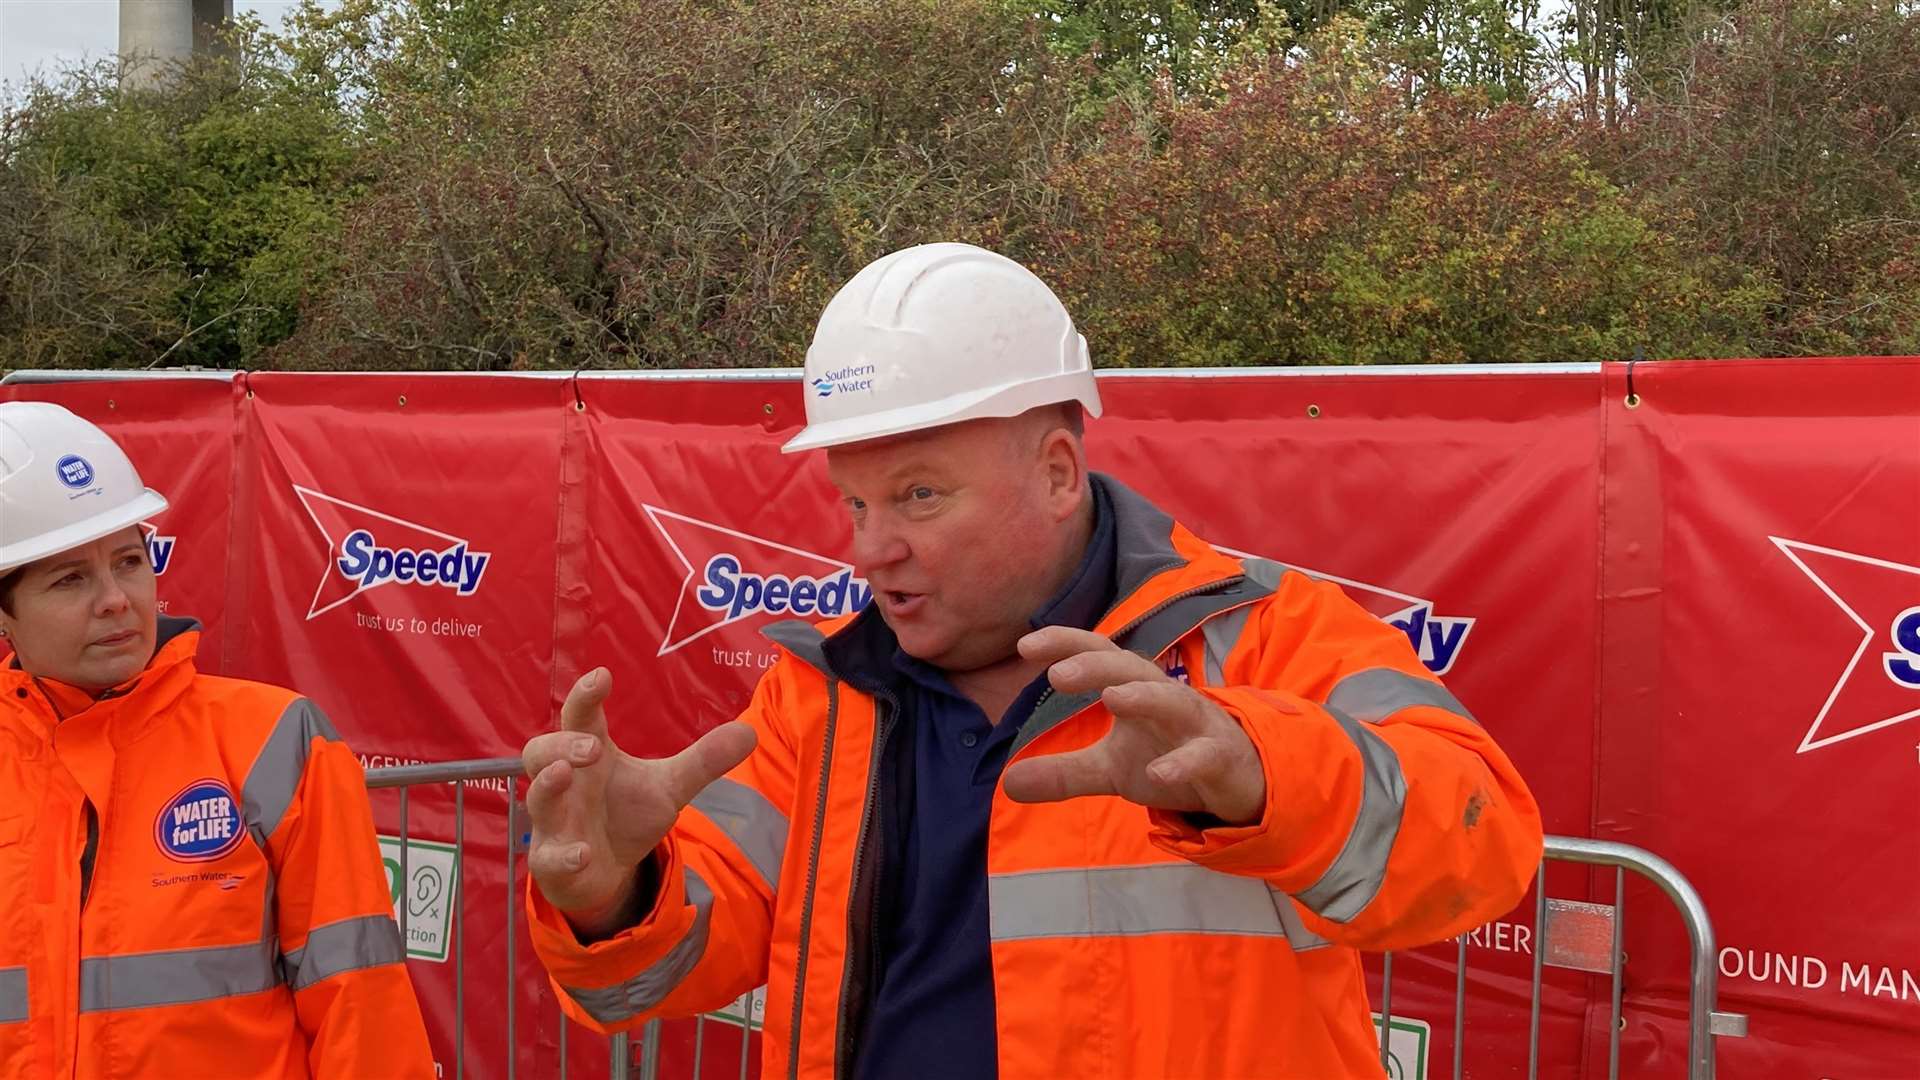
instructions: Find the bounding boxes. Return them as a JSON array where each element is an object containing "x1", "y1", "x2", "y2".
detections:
[{"x1": 0, "y1": 527, "x2": 158, "y2": 692}]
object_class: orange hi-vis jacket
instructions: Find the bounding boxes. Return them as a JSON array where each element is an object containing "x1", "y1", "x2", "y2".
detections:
[
  {"x1": 531, "y1": 478, "x2": 1544, "y2": 1079},
  {"x1": 0, "y1": 617, "x2": 434, "y2": 1078}
]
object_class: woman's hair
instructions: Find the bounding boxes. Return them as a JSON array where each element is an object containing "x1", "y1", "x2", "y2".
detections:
[{"x1": 0, "y1": 568, "x2": 21, "y2": 616}]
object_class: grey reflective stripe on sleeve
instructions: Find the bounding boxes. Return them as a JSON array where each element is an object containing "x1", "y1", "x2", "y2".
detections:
[
  {"x1": 688, "y1": 777, "x2": 788, "y2": 894},
  {"x1": 1294, "y1": 706, "x2": 1409, "y2": 923},
  {"x1": 0, "y1": 967, "x2": 26, "y2": 1023},
  {"x1": 281, "y1": 914, "x2": 406, "y2": 992},
  {"x1": 1269, "y1": 887, "x2": 1332, "y2": 952},
  {"x1": 241, "y1": 698, "x2": 341, "y2": 848},
  {"x1": 990, "y1": 863, "x2": 1300, "y2": 943},
  {"x1": 562, "y1": 867, "x2": 715, "y2": 1024},
  {"x1": 79, "y1": 939, "x2": 281, "y2": 1012},
  {"x1": 1327, "y1": 666, "x2": 1477, "y2": 726}
]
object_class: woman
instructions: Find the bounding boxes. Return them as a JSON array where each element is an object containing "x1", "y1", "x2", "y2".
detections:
[{"x1": 0, "y1": 402, "x2": 435, "y2": 1078}]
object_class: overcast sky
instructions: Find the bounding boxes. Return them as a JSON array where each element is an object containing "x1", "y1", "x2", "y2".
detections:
[{"x1": 1, "y1": 2, "x2": 338, "y2": 91}]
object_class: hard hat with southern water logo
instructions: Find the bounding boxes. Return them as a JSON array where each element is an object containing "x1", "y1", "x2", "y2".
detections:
[
  {"x1": 781, "y1": 242, "x2": 1103, "y2": 453},
  {"x1": 0, "y1": 402, "x2": 169, "y2": 574}
]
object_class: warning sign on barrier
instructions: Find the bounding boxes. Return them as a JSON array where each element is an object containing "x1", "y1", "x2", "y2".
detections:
[
  {"x1": 1373, "y1": 1015, "x2": 1431, "y2": 1080},
  {"x1": 380, "y1": 834, "x2": 461, "y2": 963}
]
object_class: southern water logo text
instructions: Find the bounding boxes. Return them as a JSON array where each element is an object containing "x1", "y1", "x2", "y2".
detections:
[{"x1": 810, "y1": 364, "x2": 877, "y2": 398}]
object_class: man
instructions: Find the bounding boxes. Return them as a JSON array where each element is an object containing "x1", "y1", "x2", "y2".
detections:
[
  {"x1": 522, "y1": 243, "x2": 1543, "y2": 1078},
  {"x1": 0, "y1": 402, "x2": 434, "y2": 1078}
]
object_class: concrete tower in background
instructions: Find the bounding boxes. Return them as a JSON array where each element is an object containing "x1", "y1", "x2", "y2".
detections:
[{"x1": 118, "y1": 0, "x2": 233, "y2": 87}]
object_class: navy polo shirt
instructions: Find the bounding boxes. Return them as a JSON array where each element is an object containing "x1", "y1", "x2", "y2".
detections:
[{"x1": 851, "y1": 480, "x2": 1118, "y2": 1080}]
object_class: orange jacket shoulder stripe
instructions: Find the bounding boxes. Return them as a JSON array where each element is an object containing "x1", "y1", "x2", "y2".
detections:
[
  {"x1": 0, "y1": 617, "x2": 434, "y2": 1079},
  {"x1": 529, "y1": 475, "x2": 1543, "y2": 1079}
]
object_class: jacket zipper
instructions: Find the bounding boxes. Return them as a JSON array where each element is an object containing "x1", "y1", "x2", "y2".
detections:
[
  {"x1": 26, "y1": 680, "x2": 105, "y2": 911},
  {"x1": 788, "y1": 678, "x2": 841, "y2": 1080},
  {"x1": 834, "y1": 689, "x2": 898, "y2": 1077},
  {"x1": 814, "y1": 571, "x2": 1259, "y2": 1074}
]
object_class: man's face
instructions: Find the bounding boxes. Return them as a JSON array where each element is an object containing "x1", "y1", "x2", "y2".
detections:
[
  {"x1": 827, "y1": 417, "x2": 1081, "y2": 673},
  {"x1": 0, "y1": 528, "x2": 158, "y2": 692}
]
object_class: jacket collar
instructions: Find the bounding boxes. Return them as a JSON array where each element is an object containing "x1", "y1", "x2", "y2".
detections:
[{"x1": 2, "y1": 615, "x2": 204, "y2": 735}]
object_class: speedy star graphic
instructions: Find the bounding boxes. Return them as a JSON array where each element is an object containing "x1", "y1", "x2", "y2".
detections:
[
  {"x1": 138, "y1": 521, "x2": 175, "y2": 576},
  {"x1": 645, "y1": 506, "x2": 870, "y2": 657},
  {"x1": 294, "y1": 486, "x2": 492, "y2": 621},
  {"x1": 1216, "y1": 545, "x2": 1475, "y2": 675},
  {"x1": 1771, "y1": 537, "x2": 1920, "y2": 753}
]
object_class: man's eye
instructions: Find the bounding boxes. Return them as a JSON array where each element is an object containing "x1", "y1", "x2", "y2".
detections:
[{"x1": 909, "y1": 487, "x2": 935, "y2": 501}]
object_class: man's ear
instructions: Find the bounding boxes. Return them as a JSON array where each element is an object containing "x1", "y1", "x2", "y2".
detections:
[{"x1": 1038, "y1": 425, "x2": 1089, "y2": 524}]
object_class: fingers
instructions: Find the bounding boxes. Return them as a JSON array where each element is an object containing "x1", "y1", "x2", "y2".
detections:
[
  {"x1": 1020, "y1": 627, "x2": 1169, "y2": 697},
  {"x1": 528, "y1": 835, "x2": 595, "y2": 881},
  {"x1": 661, "y1": 721, "x2": 759, "y2": 808},
  {"x1": 525, "y1": 759, "x2": 597, "y2": 885},
  {"x1": 525, "y1": 759, "x2": 584, "y2": 838},
  {"x1": 1145, "y1": 736, "x2": 1232, "y2": 787},
  {"x1": 1018, "y1": 626, "x2": 1120, "y2": 667},
  {"x1": 523, "y1": 729, "x2": 602, "y2": 779},
  {"x1": 1103, "y1": 679, "x2": 1220, "y2": 740},
  {"x1": 1001, "y1": 747, "x2": 1118, "y2": 805},
  {"x1": 559, "y1": 667, "x2": 613, "y2": 738},
  {"x1": 1045, "y1": 648, "x2": 1170, "y2": 696}
]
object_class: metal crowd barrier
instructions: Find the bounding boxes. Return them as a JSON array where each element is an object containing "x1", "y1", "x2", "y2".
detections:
[
  {"x1": 367, "y1": 760, "x2": 1746, "y2": 1080},
  {"x1": 1369, "y1": 836, "x2": 1748, "y2": 1080}
]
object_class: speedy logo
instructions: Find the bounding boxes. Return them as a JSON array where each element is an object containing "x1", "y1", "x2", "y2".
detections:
[
  {"x1": 1773, "y1": 537, "x2": 1920, "y2": 752},
  {"x1": 646, "y1": 506, "x2": 870, "y2": 656},
  {"x1": 810, "y1": 364, "x2": 877, "y2": 399},
  {"x1": 139, "y1": 522, "x2": 174, "y2": 576},
  {"x1": 1217, "y1": 545, "x2": 1474, "y2": 675},
  {"x1": 295, "y1": 486, "x2": 491, "y2": 620},
  {"x1": 154, "y1": 779, "x2": 244, "y2": 863}
]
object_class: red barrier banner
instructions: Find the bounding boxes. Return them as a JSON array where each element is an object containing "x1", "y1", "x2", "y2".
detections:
[
  {"x1": 228, "y1": 373, "x2": 574, "y2": 1077},
  {"x1": 1088, "y1": 371, "x2": 1610, "y2": 1077},
  {"x1": 0, "y1": 377, "x2": 238, "y2": 667},
  {"x1": 1594, "y1": 358, "x2": 1920, "y2": 1077},
  {"x1": 5, "y1": 358, "x2": 1915, "y2": 1079}
]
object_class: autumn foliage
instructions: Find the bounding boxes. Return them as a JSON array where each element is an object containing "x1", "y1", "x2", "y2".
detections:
[{"x1": 0, "y1": 0, "x2": 1913, "y2": 370}]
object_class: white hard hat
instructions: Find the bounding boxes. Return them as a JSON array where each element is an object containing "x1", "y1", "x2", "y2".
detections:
[
  {"x1": 782, "y1": 242, "x2": 1103, "y2": 453},
  {"x1": 0, "y1": 402, "x2": 169, "y2": 574}
]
